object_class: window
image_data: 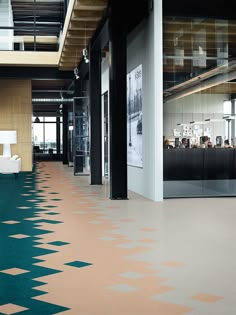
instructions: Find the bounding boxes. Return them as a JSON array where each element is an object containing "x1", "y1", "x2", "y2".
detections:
[{"x1": 33, "y1": 116, "x2": 62, "y2": 154}]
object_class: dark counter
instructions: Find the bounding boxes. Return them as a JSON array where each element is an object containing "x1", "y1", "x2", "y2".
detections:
[{"x1": 164, "y1": 148, "x2": 236, "y2": 180}]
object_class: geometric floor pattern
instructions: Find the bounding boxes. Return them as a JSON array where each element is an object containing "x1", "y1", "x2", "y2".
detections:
[
  {"x1": 1, "y1": 161, "x2": 234, "y2": 314},
  {"x1": 0, "y1": 168, "x2": 70, "y2": 314}
]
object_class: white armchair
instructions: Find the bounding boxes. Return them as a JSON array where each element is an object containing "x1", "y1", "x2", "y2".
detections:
[{"x1": 0, "y1": 155, "x2": 21, "y2": 174}]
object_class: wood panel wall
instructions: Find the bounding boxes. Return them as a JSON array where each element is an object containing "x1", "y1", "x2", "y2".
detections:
[{"x1": 0, "y1": 79, "x2": 32, "y2": 171}]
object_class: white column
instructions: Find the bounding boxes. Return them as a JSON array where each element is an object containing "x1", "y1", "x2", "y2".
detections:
[
  {"x1": 153, "y1": 0, "x2": 163, "y2": 201},
  {"x1": 0, "y1": 0, "x2": 13, "y2": 50}
]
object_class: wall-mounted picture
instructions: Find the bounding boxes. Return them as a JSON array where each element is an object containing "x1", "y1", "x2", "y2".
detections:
[{"x1": 127, "y1": 64, "x2": 143, "y2": 168}]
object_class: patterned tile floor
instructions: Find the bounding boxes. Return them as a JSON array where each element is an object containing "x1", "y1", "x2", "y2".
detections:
[{"x1": 0, "y1": 162, "x2": 236, "y2": 314}]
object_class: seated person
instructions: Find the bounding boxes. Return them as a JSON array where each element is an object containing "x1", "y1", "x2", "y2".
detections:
[
  {"x1": 179, "y1": 138, "x2": 187, "y2": 148},
  {"x1": 224, "y1": 139, "x2": 232, "y2": 148},
  {"x1": 163, "y1": 139, "x2": 173, "y2": 149},
  {"x1": 33, "y1": 146, "x2": 40, "y2": 153},
  {"x1": 205, "y1": 136, "x2": 210, "y2": 147},
  {"x1": 201, "y1": 136, "x2": 210, "y2": 148}
]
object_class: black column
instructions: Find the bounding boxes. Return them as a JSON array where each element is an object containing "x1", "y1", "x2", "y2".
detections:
[
  {"x1": 109, "y1": 1, "x2": 127, "y2": 199},
  {"x1": 56, "y1": 116, "x2": 60, "y2": 154},
  {"x1": 64, "y1": 0, "x2": 68, "y2": 20},
  {"x1": 62, "y1": 105, "x2": 68, "y2": 164},
  {"x1": 89, "y1": 48, "x2": 102, "y2": 184}
]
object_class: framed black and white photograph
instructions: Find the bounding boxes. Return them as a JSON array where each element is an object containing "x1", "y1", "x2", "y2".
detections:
[{"x1": 127, "y1": 64, "x2": 143, "y2": 168}]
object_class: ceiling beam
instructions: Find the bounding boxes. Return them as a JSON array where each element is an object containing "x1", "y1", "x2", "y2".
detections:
[
  {"x1": 74, "y1": 0, "x2": 107, "y2": 11},
  {"x1": 0, "y1": 66, "x2": 72, "y2": 79},
  {"x1": 67, "y1": 29, "x2": 94, "y2": 37}
]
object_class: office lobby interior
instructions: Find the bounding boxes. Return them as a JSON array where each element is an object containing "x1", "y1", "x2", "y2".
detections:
[{"x1": 0, "y1": 0, "x2": 236, "y2": 314}]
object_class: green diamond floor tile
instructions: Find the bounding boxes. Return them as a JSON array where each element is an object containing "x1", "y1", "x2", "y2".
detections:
[
  {"x1": 64, "y1": 260, "x2": 92, "y2": 268},
  {"x1": 47, "y1": 241, "x2": 70, "y2": 246}
]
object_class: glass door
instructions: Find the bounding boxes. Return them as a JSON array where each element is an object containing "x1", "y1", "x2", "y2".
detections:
[
  {"x1": 73, "y1": 97, "x2": 90, "y2": 175},
  {"x1": 103, "y1": 91, "x2": 108, "y2": 177}
]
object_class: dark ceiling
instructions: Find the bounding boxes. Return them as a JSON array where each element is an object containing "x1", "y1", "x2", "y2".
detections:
[
  {"x1": 32, "y1": 78, "x2": 74, "y2": 116},
  {"x1": 163, "y1": 0, "x2": 236, "y2": 19},
  {"x1": 10, "y1": 0, "x2": 71, "y2": 115},
  {"x1": 11, "y1": 0, "x2": 64, "y2": 51},
  {"x1": 8, "y1": 0, "x2": 150, "y2": 116}
]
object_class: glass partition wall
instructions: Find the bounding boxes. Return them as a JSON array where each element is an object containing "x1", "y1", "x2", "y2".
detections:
[
  {"x1": 163, "y1": 14, "x2": 236, "y2": 197},
  {"x1": 73, "y1": 97, "x2": 90, "y2": 176}
]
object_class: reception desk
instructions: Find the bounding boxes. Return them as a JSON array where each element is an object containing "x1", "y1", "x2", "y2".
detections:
[{"x1": 164, "y1": 148, "x2": 236, "y2": 180}]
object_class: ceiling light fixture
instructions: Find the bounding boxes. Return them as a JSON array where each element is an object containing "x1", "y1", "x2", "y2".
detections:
[
  {"x1": 83, "y1": 48, "x2": 89, "y2": 63},
  {"x1": 34, "y1": 116, "x2": 40, "y2": 123},
  {"x1": 189, "y1": 120, "x2": 208, "y2": 124},
  {"x1": 223, "y1": 115, "x2": 236, "y2": 120},
  {"x1": 74, "y1": 67, "x2": 80, "y2": 80},
  {"x1": 83, "y1": 22, "x2": 89, "y2": 64},
  {"x1": 176, "y1": 123, "x2": 191, "y2": 126},
  {"x1": 204, "y1": 118, "x2": 225, "y2": 122}
]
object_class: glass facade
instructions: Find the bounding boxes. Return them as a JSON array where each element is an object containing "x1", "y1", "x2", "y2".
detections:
[
  {"x1": 163, "y1": 17, "x2": 231, "y2": 92},
  {"x1": 163, "y1": 7, "x2": 236, "y2": 197}
]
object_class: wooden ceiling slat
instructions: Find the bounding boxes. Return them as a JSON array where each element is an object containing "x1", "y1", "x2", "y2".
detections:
[
  {"x1": 67, "y1": 29, "x2": 94, "y2": 36},
  {"x1": 60, "y1": 57, "x2": 80, "y2": 61},
  {"x1": 71, "y1": 16, "x2": 101, "y2": 22},
  {"x1": 66, "y1": 34, "x2": 90, "y2": 39},
  {"x1": 74, "y1": 0, "x2": 107, "y2": 9},
  {"x1": 64, "y1": 42, "x2": 87, "y2": 47},
  {"x1": 74, "y1": 4, "x2": 106, "y2": 11},
  {"x1": 69, "y1": 21, "x2": 98, "y2": 29},
  {"x1": 65, "y1": 37, "x2": 88, "y2": 44},
  {"x1": 62, "y1": 46, "x2": 83, "y2": 51},
  {"x1": 58, "y1": 0, "x2": 108, "y2": 70},
  {"x1": 62, "y1": 51, "x2": 82, "y2": 56},
  {"x1": 72, "y1": 9, "x2": 104, "y2": 18},
  {"x1": 60, "y1": 62, "x2": 80, "y2": 67}
]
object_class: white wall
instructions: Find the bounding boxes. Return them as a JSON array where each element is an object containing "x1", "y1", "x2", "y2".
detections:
[
  {"x1": 101, "y1": 1, "x2": 163, "y2": 201},
  {"x1": 164, "y1": 93, "x2": 228, "y2": 145},
  {"x1": 101, "y1": 54, "x2": 109, "y2": 95},
  {"x1": 126, "y1": 22, "x2": 146, "y2": 197},
  {"x1": 127, "y1": 0, "x2": 163, "y2": 201},
  {"x1": 101, "y1": 54, "x2": 109, "y2": 180},
  {"x1": 153, "y1": 0, "x2": 163, "y2": 201}
]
